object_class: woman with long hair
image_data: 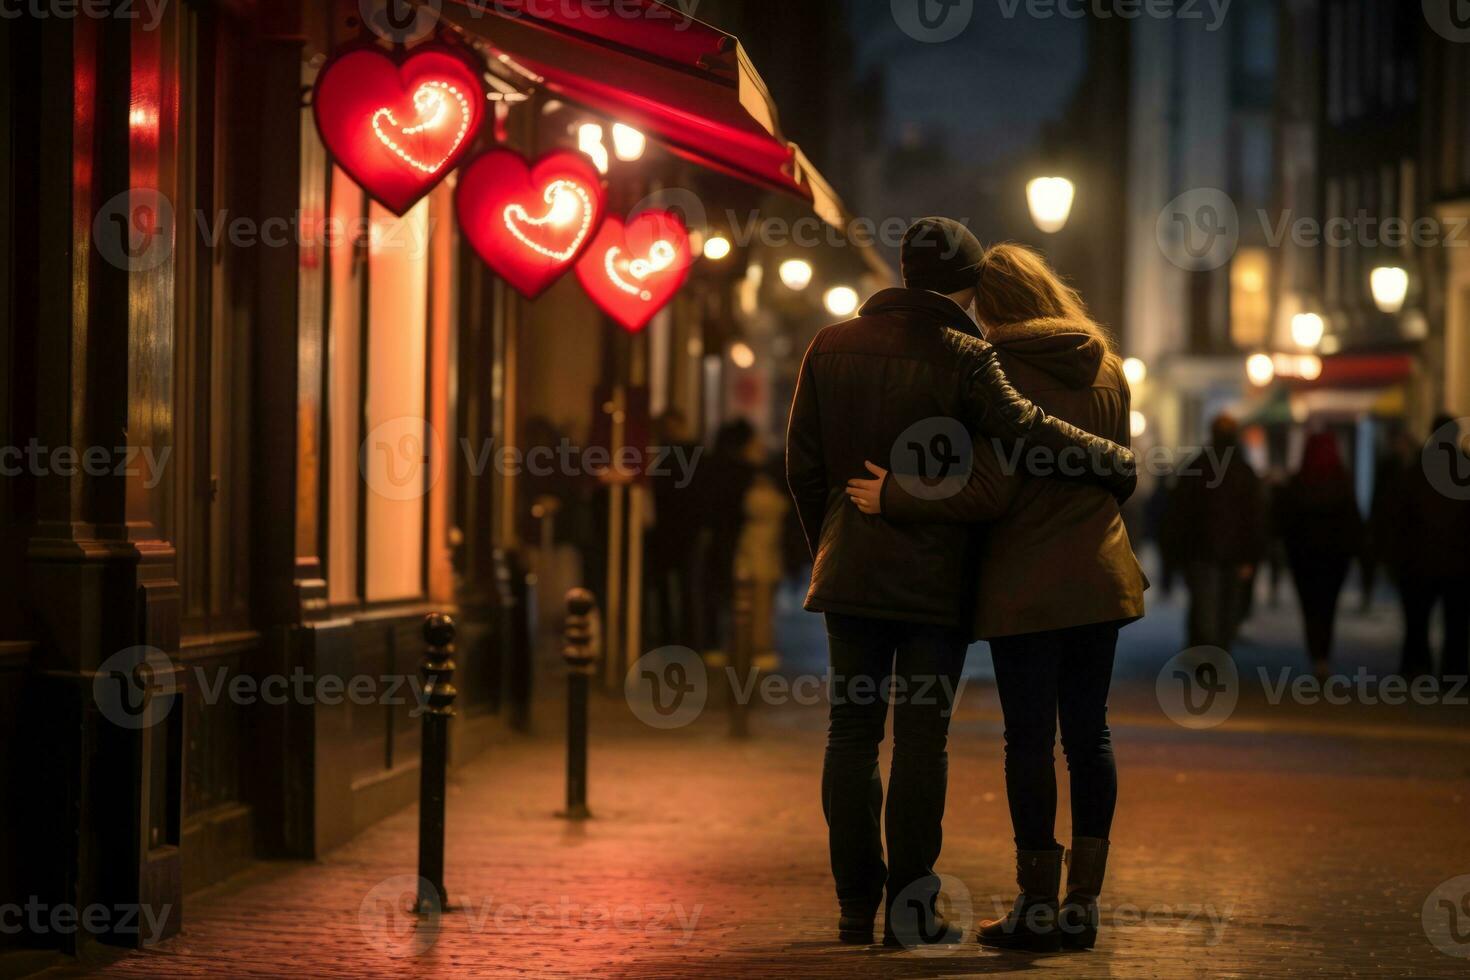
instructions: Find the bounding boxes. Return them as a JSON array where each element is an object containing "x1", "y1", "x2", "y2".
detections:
[
  {"x1": 1273, "y1": 431, "x2": 1365, "y2": 680},
  {"x1": 846, "y1": 243, "x2": 1147, "y2": 952}
]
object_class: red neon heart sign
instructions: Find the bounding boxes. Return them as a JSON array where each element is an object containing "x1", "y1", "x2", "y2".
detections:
[
  {"x1": 312, "y1": 45, "x2": 485, "y2": 216},
  {"x1": 456, "y1": 149, "x2": 607, "y2": 298},
  {"x1": 576, "y1": 211, "x2": 693, "y2": 332}
]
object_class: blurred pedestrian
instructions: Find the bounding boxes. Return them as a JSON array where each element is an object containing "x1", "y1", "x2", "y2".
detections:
[
  {"x1": 1391, "y1": 416, "x2": 1470, "y2": 679},
  {"x1": 647, "y1": 410, "x2": 701, "y2": 647},
  {"x1": 1363, "y1": 430, "x2": 1417, "y2": 612},
  {"x1": 1274, "y1": 433, "x2": 1364, "y2": 680},
  {"x1": 736, "y1": 454, "x2": 791, "y2": 661},
  {"x1": 1165, "y1": 414, "x2": 1267, "y2": 652},
  {"x1": 693, "y1": 418, "x2": 759, "y2": 655}
]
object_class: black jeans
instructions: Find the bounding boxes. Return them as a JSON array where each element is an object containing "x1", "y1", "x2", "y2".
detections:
[
  {"x1": 989, "y1": 622, "x2": 1120, "y2": 852},
  {"x1": 821, "y1": 613, "x2": 968, "y2": 917},
  {"x1": 1401, "y1": 575, "x2": 1470, "y2": 678}
]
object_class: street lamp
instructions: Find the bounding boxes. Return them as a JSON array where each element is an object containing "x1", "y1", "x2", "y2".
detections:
[
  {"x1": 824, "y1": 285, "x2": 859, "y2": 317},
  {"x1": 1370, "y1": 266, "x2": 1408, "y2": 314},
  {"x1": 729, "y1": 341, "x2": 756, "y2": 369},
  {"x1": 1246, "y1": 353, "x2": 1276, "y2": 387},
  {"x1": 1026, "y1": 177, "x2": 1075, "y2": 234},
  {"x1": 1291, "y1": 312, "x2": 1325, "y2": 349},
  {"x1": 1122, "y1": 357, "x2": 1147, "y2": 386},
  {"x1": 779, "y1": 259, "x2": 813, "y2": 291},
  {"x1": 1130, "y1": 411, "x2": 1148, "y2": 439},
  {"x1": 703, "y1": 235, "x2": 732, "y2": 261}
]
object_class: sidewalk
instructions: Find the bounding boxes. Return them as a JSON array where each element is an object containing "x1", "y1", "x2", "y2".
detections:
[{"x1": 44, "y1": 684, "x2": 1470, "y2": 979}]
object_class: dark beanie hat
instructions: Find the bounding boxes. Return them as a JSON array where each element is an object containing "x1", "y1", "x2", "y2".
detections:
[{"x1": 901, "y1": 218, "x2": 985, "y2": 294}]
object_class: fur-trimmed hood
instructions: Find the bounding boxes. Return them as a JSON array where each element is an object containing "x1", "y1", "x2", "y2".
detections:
[{"x1": 981, "y1": 317, "x2": 1114, "y2": 389}]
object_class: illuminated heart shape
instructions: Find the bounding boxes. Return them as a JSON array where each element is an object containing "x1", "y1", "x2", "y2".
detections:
[
  {"x1": 312, "y1": 45, "x2": 484, "y2": 216},
  {"x1": 456, "y1": 149, "x2": 607, "y2": 298},
  {"x1": 576, "y1": 210, "x2": 693, "y2": 332}
]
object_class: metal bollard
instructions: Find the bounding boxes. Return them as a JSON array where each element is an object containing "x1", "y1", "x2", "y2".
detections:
[
  {"x1": 418, "y1": 613, "x2": 458, "y2": 912},
  {"x1": 730, "y1": 569, "x2": 754, "y2": 738},
  {"x1": 559, "y1": 589, "x2": 598, "y2": 819}
]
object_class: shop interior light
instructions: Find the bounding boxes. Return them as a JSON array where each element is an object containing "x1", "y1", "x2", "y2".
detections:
[
  {"x1": 1130, "y1": 410, "x2": 1148, "y2": 438},
  {"x1": 1122, "y1": 357, "x2": 1147, "y2": 386},
  {"x1": 611, "y1": 123, "x2": 647, "y2": 161},
  {"x1": 577, "y1": 123, "x2": 610, "y2": 175},
  {"x1": 730, "y1": 342, "x2": 756, "y2": 369},
  {"x1": 1246, "y1": 353, "x2": 1276, "y2": 387},
  {"x1": 703, "y1": 235, "x2": 732, "y2": 261}
]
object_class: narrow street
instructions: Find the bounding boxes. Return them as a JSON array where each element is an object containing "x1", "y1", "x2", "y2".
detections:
[{"x1": 44, "y1": 584, "x2": 1470, "y2": 980}]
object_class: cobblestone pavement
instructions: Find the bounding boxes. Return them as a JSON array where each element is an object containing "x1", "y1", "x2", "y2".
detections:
[
  {"x1": 44, "y1": 662, "x2": 1470, "y2": 980},
  {"x1": 36, "y1": 569, "x2": 1470, "y2": 980}
]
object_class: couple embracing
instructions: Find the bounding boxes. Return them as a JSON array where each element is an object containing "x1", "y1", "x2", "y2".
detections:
[{"x1": 785, "y1": 218, "x2": 1147, "y2": 952}]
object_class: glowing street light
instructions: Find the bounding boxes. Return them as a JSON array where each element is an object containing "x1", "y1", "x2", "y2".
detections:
[
  {"x1": 1122, "y1": 357, "x2": 1147, "y2": 386},
  {"x1": 1027, "y1": 176, "x2": 1075, "y2": 234},
  {"x1": 1130, "y1": 410, "x2": 1148, "y2": 438},
  {"x1": 1246, "y1": 352, "x2": 1276, "y2": 387},
  {"x1": 824, "y1": 285, "x2": 860, "y2": 317},
  {"x1": 611, "y1": 123, "x2": 646, "y2": 162},
  {"x1": 703, "y1": 235, "x2": 732, "y2": 261},
  {"x1": 577, "y1": 123, "x2": 609, "y2": 174},
  {"x1": 779, "y1": 258, "x2": 813, "y2": 291},
  {"x1": 1291, "y1": 312, "x2": 1325, "y2": 349},
  {"x1": 1370, "y1": 266, "x2": 1409, "y2": 314},
  {"x1": 729, "y1": 341, "x2": 756, "y2": 369}
]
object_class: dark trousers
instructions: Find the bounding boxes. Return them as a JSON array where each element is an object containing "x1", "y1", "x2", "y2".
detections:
[
  {"x1": 1291, "y1": 560, "x2": 1350, "y2": 669},
  {"x1": 821, "y1": 613, "x2": 968, "y2": 917},
  {"x1": 989, "y1": 622, "x2": 1120, "y2": 852},
  {"x1": 1401, "y1": 575, "x2": 1470, "y2": 678},
  {"x1": 1185, "y1": 561, "x2": 1251, "y2": 651}
]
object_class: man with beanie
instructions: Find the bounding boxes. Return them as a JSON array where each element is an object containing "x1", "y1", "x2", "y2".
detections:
[{"x1": 785, "y1": 217, "x2": 1136, "y2": 948}]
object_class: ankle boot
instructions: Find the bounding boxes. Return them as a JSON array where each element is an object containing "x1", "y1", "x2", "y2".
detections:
[
  {"x1": 976, "y1": 846, "x2": 1064, "y2": 952},
  {"x1": 1058, "y1": 838, "x2": 1109, "y2": 950},
  {"x1": 837, "y1": 914, "x2": 875, "y2": 945}
]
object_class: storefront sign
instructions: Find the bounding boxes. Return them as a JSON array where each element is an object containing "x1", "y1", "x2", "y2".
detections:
[
  {"x1": 456, "y1": 148, "x2": 607, "y2": 298},
  {"x1": 313, "y1": 45, "x2": 485, "y2": 215},
  {"x1": 576, "y1": 210, "x2": 692, "y2": 332}
]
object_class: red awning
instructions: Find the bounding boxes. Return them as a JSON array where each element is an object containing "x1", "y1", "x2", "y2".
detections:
[
  {"x1": 438, "y1": 0, "x2": 838, "y2": 211},
  {"x1": 1299, "y1": 353, "x2": 1417, "y2": 389}
]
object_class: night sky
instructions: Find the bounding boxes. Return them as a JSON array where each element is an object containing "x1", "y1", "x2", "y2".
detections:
[{"x1": 848, "y1": 0, "x2": 1088, "y2": 247}]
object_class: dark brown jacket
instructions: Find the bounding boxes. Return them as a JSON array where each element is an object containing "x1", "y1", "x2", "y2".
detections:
[
  {"x1": 880, "y1": 317, "x2": 1148, "y2": 639},
  {"x1": 786, "y1": 291, "x2": 1137, "y2": 628}
]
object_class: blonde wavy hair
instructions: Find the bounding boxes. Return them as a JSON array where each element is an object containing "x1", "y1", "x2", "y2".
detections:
[{"x1": 975, "y1": 243, "x2": 1113, "y2": 351}]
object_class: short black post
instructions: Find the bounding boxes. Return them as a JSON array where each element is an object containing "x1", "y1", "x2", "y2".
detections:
[
  {"x1": 417, "y1": 613, "x2": 458, "y2": 912},
  {"x1": 559, "y1": 589, "x2": 598, "y2": 820},
  {"x1": 730, "y1": 569, "x2": 753, "y2": 738}
]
